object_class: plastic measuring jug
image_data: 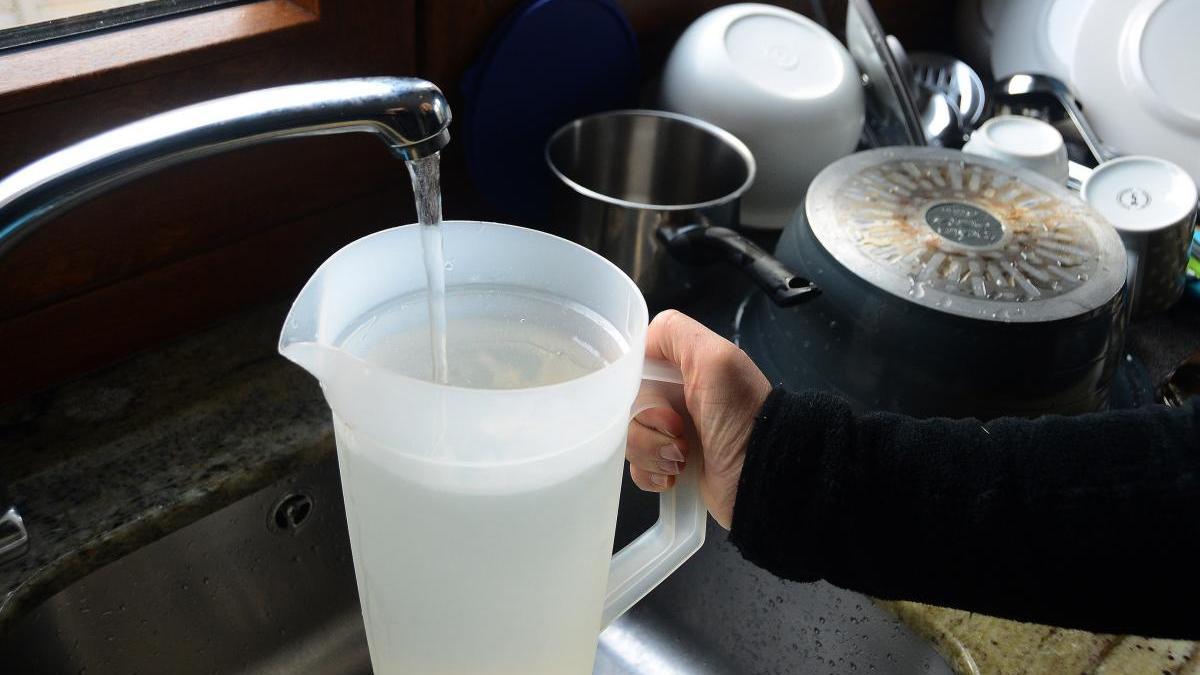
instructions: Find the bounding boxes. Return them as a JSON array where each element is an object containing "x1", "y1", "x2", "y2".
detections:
[{"x1": 278, "y1": 220, "x2": 706, "y2": 674}]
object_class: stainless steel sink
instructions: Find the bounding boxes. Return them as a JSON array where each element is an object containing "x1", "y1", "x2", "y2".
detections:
[{"x1": 0, "y1": 457, "x2": 952, "y2": 674}]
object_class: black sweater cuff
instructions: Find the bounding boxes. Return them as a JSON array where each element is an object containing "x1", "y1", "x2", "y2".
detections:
[{"x1": 728, "y1": 388, "x2": 855, "y2": 582}]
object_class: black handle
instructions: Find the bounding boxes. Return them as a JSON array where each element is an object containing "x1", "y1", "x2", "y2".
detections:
[{"x1": 658, "y1": 224, "x2": 819, "y2": 307}]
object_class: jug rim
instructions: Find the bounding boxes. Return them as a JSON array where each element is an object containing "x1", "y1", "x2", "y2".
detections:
[{"x1": 282, "y1": 220, "x2": 651, "y2": 396}]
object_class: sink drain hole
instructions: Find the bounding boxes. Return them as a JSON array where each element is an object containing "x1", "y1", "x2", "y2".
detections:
[{"x1": 270, "y1": 493, "x2": 314, "y2": 534}]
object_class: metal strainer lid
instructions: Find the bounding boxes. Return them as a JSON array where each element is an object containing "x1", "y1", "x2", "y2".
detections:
[{"x1": 805, "y1": 147, "x2": 1127, "y2": 323}]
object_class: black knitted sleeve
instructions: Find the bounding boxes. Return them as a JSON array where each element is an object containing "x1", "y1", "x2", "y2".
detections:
[{"x1": 728, "y1": 388, "x2": 1200, "y2": 639}]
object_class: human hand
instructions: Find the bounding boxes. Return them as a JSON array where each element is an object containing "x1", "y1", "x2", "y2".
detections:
[{"x1": 627, "y1": 310, "x2": 772, "y2": 528}]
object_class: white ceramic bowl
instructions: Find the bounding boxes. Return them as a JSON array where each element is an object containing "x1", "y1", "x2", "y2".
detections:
[
  {"x1": 962, "y1": 115, "x2": 1068, "y2": 184},
  {"x1": 660, "y1": 3, "x2": 865, "y2": 230}
]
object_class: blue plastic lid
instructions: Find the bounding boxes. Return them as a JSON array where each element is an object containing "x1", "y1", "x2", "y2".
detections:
[{"x1": 462, "y1": 0, "x2": 639, "y2": 226}]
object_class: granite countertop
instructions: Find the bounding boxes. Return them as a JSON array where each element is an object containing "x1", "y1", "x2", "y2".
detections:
[
  {"x1": 0, "y1": 301, "x2": 332, "y2": 632},
  {"x1": 2, "y1": 284, "x2": 1199, "y2": 673}
]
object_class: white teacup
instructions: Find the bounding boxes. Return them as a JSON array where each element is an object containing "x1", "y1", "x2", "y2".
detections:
[{"x1": 963, "y1": 115, "x2": 1069, "y2": 184}]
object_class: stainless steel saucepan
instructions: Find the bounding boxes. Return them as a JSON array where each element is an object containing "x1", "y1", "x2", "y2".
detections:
[{"x1": 545, "y1": 110, "x2": 817, "y2": 309}]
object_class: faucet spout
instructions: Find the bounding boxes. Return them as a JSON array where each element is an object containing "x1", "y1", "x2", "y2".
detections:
[{"x1": 0, "y1": 76, "x2": 451, "y2": 257}]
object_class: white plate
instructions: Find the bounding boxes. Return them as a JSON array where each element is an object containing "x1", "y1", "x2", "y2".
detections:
[
  {"x1": 1071, "y1": 0, "x2": 1200, "y2": 186},
  {"x1": 990, "y1": 0, "x2": 1091, "y2": 82}
]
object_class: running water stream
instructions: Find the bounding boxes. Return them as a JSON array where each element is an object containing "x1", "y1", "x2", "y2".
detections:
[{"x1": 406, "y1": 153, "x2": 449, "y2": 384}]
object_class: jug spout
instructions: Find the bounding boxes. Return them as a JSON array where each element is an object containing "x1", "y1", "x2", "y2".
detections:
[
  {"x1": 278, "y1": 210, "x2": 447, "y2": 385},
  {"x1": 278, "y1": 288, "x2": 364, "y2": 383},
  {"x1": 279, "y1": 291, "x2": 324, "y2": 379},
  {"x1": 278, "y1": 340, "x2": 334, "y2": 381}
]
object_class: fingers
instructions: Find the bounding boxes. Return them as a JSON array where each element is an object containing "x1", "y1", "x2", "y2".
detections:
[
  {"x1": 628, "y1": 359, "x2": 690, "y2": 492},
  {"x1": 627, "y1": 418, "x2": 687, "y2": 475},
  {"x1": 630, "y1": 464, "x2": 675, "y2": 493},
  {"x1": 632, "y1": 385, "x2": 685, "y2": 438}
]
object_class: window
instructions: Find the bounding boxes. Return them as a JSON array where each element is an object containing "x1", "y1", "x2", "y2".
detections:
[{"x1": 0, "y1": 0, "x2": 244, "y2": 49}]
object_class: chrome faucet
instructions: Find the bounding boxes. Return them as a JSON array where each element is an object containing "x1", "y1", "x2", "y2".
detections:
[
  {"x1": 0, "y1": 76, "x2": 452, "y2": 563},
  {"x1": 0, "y1": 76, "x2": 451, "y2": 256}
]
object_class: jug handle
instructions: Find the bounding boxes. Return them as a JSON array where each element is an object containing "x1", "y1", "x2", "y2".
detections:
[{"x1": 601, "y1": 359, "x2": 708, "y2": 627}]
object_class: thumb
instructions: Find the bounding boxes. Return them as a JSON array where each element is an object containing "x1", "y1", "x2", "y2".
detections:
[{"x1": 645, "y1": 309, "x2": 708, "y2": 380}]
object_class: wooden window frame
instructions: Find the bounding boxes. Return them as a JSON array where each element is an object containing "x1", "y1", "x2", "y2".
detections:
[
  {"x1": 1, "y1": 0, "x2": 320, "y2": 109},
  {"x1": 0, "y1": 0, "x2": 418, "y2": 403}
]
